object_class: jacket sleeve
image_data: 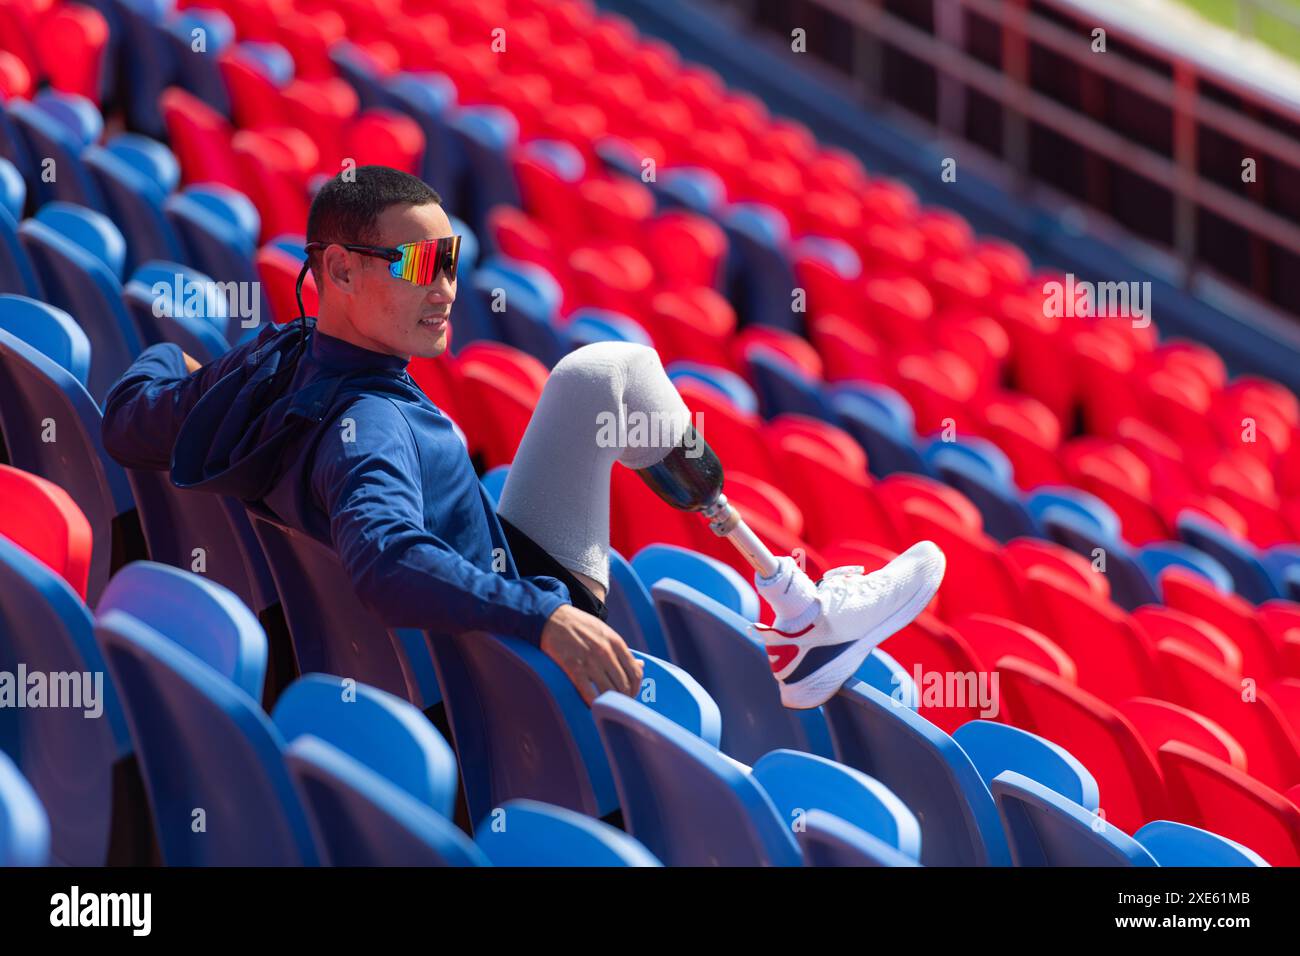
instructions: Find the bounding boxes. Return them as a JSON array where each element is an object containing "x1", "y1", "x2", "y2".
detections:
[
  {"x1": 310, "y1": 396, "x2": 569, "y2": 645},
  {"x1": 100, "y1": 340, "x2": 249, "y2": 471}
]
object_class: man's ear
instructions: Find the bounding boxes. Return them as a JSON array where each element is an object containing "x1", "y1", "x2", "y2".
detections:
[{"x1": 322, "y1": 245, "x2": 355, "y2": 295}]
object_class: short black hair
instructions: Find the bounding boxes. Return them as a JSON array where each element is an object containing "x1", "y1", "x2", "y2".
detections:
[{"x1": 305, "y1": 165, "x2": 442, "y2": 280}]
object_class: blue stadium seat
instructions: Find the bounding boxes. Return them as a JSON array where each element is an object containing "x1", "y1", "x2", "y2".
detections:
[
  {"x1": 429, "y1": 618, "x2": 718, "y2": 828},
  {"x1": 479, "y1": 464, "x2": 510, "y2": 505},
  {"x1": 632, "y1": 542, "x2": 760, "y2": 620},
  {"x1": 1135, "y1": 540, "x2": 1234, "y2": 596},
  {"x1": 796, "y1": 809, "x2": 922, "y2": 867},
  {"x1": 568, "y1": 308, "x2": 655, "y2": 352},
  {"x1": 750, "y1": 749, "x2": 921, "y2": 859},
  {"x1": 651, "y1": 579, "x2": 834, "y2": 762},
  {"x1": 285, "y1": 734, "x2": 485, "y2": 866},
  {"x1": 0, "y1": 294, "x2": 91, "y2": 386},
  {"x1": 0, "y1": 203, "x2": 41, "y2": 297},
  {"x1": 475, "y1": 799, "x2": 662, "y2": 867},
  {"x1": 96, "y1": 561, "x2": 267, "y2": 699},
  {"x1": 447, "y1": 105, "x2": 521, "y2": 236},
  {"x1": 991, "y1": 770, "x2": 1157, "y2": 866},
  {"x1": 164, "y1": 189, "x2": 270, "y2": 345},
  {"x1": 1177, "y1": 512, "x2": 1280, "y2": 604},
  {"x1": 246, "y1": 509, "x2": 440, "y2": 708},
  {"x1": 124, "y1": 260, "x2": 232, "y2": 361},
  {"x1": 655, "y1": 166, "x2": 727, "y2": 216},
  {"x1": 6, "y1": 95, "x2": 104, "y2": 210},
  {"x1": 952, "y1": 718, "x2": 1100, "y2": 810},
  {"x1": 1133, "y1": 820, "x2": 1269, "y2": 867},
  {"x1": 385, "y1": 71, "x2": 459, "y2": 202},
  {"x1": 166, "y1": 9, "x2": 234, "y2": 115},
  {"x1": 0, "y1": 156, "x2": 25, "y2": 220},
  {"x1": 823, "y1": 680, "x2": 1012, "y2": 865},
  {"x1": 96, "y1": 609, "x2": 319, "y2": 865},
  {"x1": 0, "y1": 536, "x2": 133, "y2": 865},
  {"x1": 747, "y1": 346, "x2": 835, "y2": 421},
  {"x1": 1262, "y1": 545, "x2": 1300, "y2": 598},
  {"x1": 667, "y1": 360, "x2": 759, "y2": 414},
  {"x1": 592, "y1": 692, "x2": 803, "y2": 866},
  {"x1": 721, "y1": 202, "x2": 798, "y2": 333},
  {"x1": 1025, "y1": 486, "x2": 1122, "y2": 539},
  {"x1": 606, "y1": 547, "x2": 670, "y2": 659},
  {"x1": 924, "y1": 438, "x2": 1036, "y2": 541},
  {"x1": 855, "y1": 646, "x2": 919, "y2": 705},
  {"x1": 35, "y1": 200, "x2": 128, "y2": 280},
  {"x1": 0, "y1": 750, "x2": 49, "y2": 867},
  {"x1": 112, "y1": 0, "x2": 178, "y2": 139},
  {"x1": 831, "y1": 386, "x2": 932, "y2": 478},
  {"x1": 84, "y1": 144, "x2": 186, "y2": 273},
  {"x1": 1039, "y1": 506, "x2": 1159, "y2": 610},
  {"x1": 272, "y1": 674, "x2": 457, "y2": 816},
  {"x1": 0, "y1": 324, "x2": 139, "y2": 602},
  {"x1": 472, "y1": 257, "x2": 562, "y2": 363},
  {"x1": 19, "y1": 210, "x2": 145, "y2": 403}
]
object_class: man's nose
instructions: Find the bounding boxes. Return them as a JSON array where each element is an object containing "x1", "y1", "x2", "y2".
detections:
[{"x1": 427, "y1": 275, "x2": 456, "y2": 304}]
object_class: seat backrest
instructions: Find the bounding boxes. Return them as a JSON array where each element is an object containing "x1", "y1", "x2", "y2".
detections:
[
  {"x1": 96, "y1": 609, "x2": 318, "y2": 865},
  {"x1": 651, "y1": 579, "x2": 834, "y2": 763},
  {"x1": 0, "y1": 750, "x2": 49, "y2": 867},
  {"x1": 0, "y1": 294, "x2": 90, "y2": 385},
  {"x1": 592, "y1": 692, "x2": 802, "y2": 867},
  {"x1": 605, "y1": 547, "x2": 669, "y2": 659},
  {"x1": 991, "y1": 770, "x2": 1157, "y2": 866},
  {"x1": 18, "y1": 216, "x2": 141, "y2": 404},
  {"x1": 285, "y1": 735, "x2": 485, "y2": 867},
  {"x1": 247, "y1": 510, "x2": 438, "y2": 707},
  {"x1": 0, "y1": 462, "x2": 92, "y2": 599},
  {"x1": 750, "y1": 749, "x2": 922, "y2": 859},
  {"x1": 796, "y1": 808, "x2": 922, "y2": 867},
  {"x1": 96, "y1": 560, "x2": 267, "y2": 698},
  {"x1": 0, "y1": 312, "x2": 134, "y2": 600},
  {"x1": 996, "y1": 657, "x2": 1167, "y2": 833},
  {"x1": 0, "y1": 535, "x2": 129, "y2": 864},
  {"x1": 1134, "y1": 819, "x2": 1269, "y2": 867},
  {"x1": 474, "y1": 798, "x2": 662, "y2": 867},
  {"x1": 1157, "y1": 740, "x2": 1300, "y2": 866},
  {"x1": 272, "y1": 673, "x2": 458, "y2": 816},
  {"x1": 632, "y1": 542, "x2": 759, "y2": 620},
  {"x1": 823, "y1": 680, "x2": 1011, "y2": 866},
  {"x1": 953, "y1": 718, "x2": 1099, "y2": 809}
]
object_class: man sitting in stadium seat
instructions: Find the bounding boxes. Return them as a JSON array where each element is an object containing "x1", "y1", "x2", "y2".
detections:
[{"x1": 102, "y1": 165, "x2": 943, "y2": 711}]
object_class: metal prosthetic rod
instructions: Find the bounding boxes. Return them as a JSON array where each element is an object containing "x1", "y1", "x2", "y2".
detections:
[{"x1": 634, "y1": 427, "x2": 782, "y2": 578}]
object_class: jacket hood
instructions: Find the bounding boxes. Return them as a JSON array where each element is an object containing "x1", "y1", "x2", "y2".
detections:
[{"x1": 171, "y1": 317, "x2": 427, "y2": 501}]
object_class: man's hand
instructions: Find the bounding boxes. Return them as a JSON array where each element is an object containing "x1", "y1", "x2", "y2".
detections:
[
  {"x1": 540, "y1": 604, "x2": 643, "y2": 706},
  {"x1": 181, "y1": 351, "x2": 203, "y2": 374}
]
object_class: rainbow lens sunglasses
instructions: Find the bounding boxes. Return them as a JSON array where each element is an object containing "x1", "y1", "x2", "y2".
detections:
[{"x1": 304, "y1": 235, "x2": 462, "y2": 286}]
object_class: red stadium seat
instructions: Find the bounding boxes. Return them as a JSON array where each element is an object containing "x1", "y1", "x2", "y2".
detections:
[
  {"x1": 997, "y1": 657, "x2": 1167, "y2": 834},
  {"x1": 951, "y1": 613, "x2": 1077, "y2": 683},
  {"x1": 1115, "y1": 697, "x2": 1248, "y2": 773},
  {"x1": 1157, "y1": 741, "x2": 1300, "y2": 866},
  {"x1": 0, "y1": 464, "x2": 93, "y2": 600},
  {"x1": 1155, "y1": 639, "x2": 1300, "y2": 792}
]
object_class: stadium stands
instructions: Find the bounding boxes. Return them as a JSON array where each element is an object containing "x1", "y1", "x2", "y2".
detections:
[{"x1": 0, "y1": 0, "x2": 1298, "y2": 867}]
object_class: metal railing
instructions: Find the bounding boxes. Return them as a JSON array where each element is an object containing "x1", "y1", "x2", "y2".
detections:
[{"x1": 715, "y1": 0, "x2": 1300, "y2": 315}]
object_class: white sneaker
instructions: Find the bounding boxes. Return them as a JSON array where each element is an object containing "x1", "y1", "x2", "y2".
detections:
[{"x1": 754, "y1": 541, "x2": 946, "y2": 709}]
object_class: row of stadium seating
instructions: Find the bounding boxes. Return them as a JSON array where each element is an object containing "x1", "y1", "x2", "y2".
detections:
[{"x1": 0, "y1": 0, "x2": 1298, "y2": 865}]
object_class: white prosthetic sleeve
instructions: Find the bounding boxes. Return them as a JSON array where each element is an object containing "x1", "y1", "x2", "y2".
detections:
[{"x1": 496, "y1": 342, "x2": 692, "y2": 591}]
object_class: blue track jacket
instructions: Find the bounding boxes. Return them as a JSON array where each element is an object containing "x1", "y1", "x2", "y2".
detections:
[{"x1": 100, "y1": 317, "x2": 568, "y2": 645}]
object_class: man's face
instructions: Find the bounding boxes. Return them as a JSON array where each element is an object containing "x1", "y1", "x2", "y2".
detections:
[{"x1": 335, "y1": 201, "x2": 457, "y2": 359}]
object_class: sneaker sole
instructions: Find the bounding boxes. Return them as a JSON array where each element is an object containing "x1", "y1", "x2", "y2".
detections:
[{"x1": 778, "y1": 554, "x2": 946, "y2": 710}]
